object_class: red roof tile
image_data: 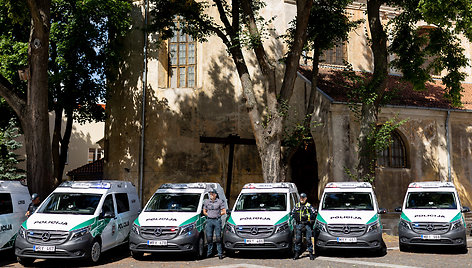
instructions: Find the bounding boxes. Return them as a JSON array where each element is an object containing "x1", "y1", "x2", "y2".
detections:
[
  {"x1": 66, "y1": 158, "x2": 104, "y2": 181},
  {"x1": 298, "y1": 65, "x2": 472, "y2": 110}
]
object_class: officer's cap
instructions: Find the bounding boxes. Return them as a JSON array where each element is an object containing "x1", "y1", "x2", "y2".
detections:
[
  {"x1": 31, "y1": 193, "x2": 39, "y2": 200},
  {"x1": 300, "y1": 193, "x2": 307, "y2": 198},
  {"x1": 209, "y1": 188, "x2": 217, "y2": 194}
]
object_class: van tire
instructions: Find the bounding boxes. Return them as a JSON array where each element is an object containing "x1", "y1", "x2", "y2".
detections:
[
  {"x1": 194, "y1": 235, "x2": 205, "y2": 259},
  {"x1": 457, "y1": 244, "x2": 468, "y2": 254},
  {"x1": 131, "y1": 250, "x2": 144, "y2": 260},
  {"x1": 17, "y1": 256, "x2": 34, "y2": 267},
  {"x1": 376, "y1": 241, "x2": 387, "y2": 256},
  {"x1": 89, "y1": 239, "x2": 102, "y2": 264}
]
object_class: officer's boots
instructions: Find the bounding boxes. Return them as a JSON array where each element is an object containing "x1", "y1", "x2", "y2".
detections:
[
  {"x1": 309, "y1": 252, "x2": 315, "y2": 260},
  {"x1": 293, "y1": 252, "x2": 300, "y2": 260}
]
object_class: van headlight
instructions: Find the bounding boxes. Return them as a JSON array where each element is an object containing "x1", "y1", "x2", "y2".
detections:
[
  {"x1": 226, "y1": 223, "x2": 236, "y2": 233},
  {"x1": 315, "y1": 221, "x2": 328, "y2": 232},
  {"x1": 399, "y1": 219, "x2": 412, "y2": 230},
  {"x1": 70, "y1": 226, "x2": 91, "y2": 240},
  {"x1": 18, "y1": 226, "x2": 27, "y2": 239},
  {"x1": 275, "y1": 222, "x2": 289, "y2": 233},
  {"x1": 179, "y1": 223, "x2": 195, "y2": 235},
  {"x1": 451, "y1": 218, "x2": 464, "y2": 230},
  {"x1": 367, "y1": 221, "x2": 380, "y2": 232},
  {"x1": 132, "y1": 223, "x2": 140, "y2": 235}
]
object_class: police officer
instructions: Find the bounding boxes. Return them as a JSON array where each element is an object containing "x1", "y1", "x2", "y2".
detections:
[
  {"x1": 203, "y1": 188, "x2": 226, "y2": 259},
  {"x1": 25, "y1": 193, "x2": 40, "y2": 218},
  {"x1": 291, "y1": 193, "x2": 316, "y2": 260}
]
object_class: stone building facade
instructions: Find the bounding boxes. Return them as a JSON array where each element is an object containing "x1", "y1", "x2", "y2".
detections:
[{"x1": 104, "y1": 0, "x2": 472, "y2": 213}]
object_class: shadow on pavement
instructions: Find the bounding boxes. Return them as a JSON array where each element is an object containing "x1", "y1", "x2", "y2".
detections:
[
  {"x1": 401, "y1": 245, "x2": 468, "y2": 255},
  {"x1": 0, "y1": 249, "x2": 18, "y2": 267},
  {"x1": 316, "y1": 248, "x2": 386, "y2": 258}
]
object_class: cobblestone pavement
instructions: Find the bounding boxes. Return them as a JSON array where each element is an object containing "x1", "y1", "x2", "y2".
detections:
[{"x1": 3, "y1": 235, "x2": 472, "y2": 268}]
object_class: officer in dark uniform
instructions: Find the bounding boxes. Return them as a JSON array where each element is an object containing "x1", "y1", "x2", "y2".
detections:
[{"x1": 291, "y1": 193, "x2": 316, "y2": 260}]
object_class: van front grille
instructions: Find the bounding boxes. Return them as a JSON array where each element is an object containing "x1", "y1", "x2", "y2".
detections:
[
  {"x1": 236, "y1": 225, "x2": 274, "y2": 238},
  {"x1": 411, "y1": 222, "x2": 450, "y2": 234},
  {"x1": 140, "y1": 226, "x2": 178, "y2": 239},
  {"x1": 327, "y1": 224, "x2": 366, "y2": 237},
  {"x1": 26, "y1": 230, "x2": 69, "y2": 245}
]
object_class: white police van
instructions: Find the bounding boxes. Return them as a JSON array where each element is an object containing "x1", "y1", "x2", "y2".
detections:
[
  {"x1": 15, "y1": 180, "x2": 140, "y2": 265},
  {"x1": 396, "y1": 181, "x2": 469, "y2": 252},
  {"x1": 129, "y1": 183, "x2": 227, "y2": 259},
  {"x1": 223, "y1": 183, "x2": 299, "y2": 253},
  {"x1": 0, "y1": 181, "x2": 30, "y2": 251},
  {"x1": 314, "y1": 182, "x2": 386, "y2": 254}
]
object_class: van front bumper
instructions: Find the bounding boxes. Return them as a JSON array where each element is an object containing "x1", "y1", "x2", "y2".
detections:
[
  {"x1": 15, "y1": 232, "x2": 93, "y2": 259},
  {"x1": 223, "y1": 228, "x2": 292, "y2": 251},
  {"x1": 398, "y1": 223, "x2": 467, "y2": 247},
  {"x1": 129, "y1": 229, "x2": 200, "y2": 253},
  {"x1": 315, "y1": 229, "x2": 383, "y2": 250}
]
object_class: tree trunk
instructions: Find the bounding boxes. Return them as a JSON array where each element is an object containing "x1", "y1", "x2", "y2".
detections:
[
  {"x1": 52, "y1": 107, "x2": 63, "y2": 185},
  {"x1": 357, "y1": 0, "x2": 389, "y2": 180},
  {"x1": 25, "y1": 0, "x2": 54, "y2": 198}
]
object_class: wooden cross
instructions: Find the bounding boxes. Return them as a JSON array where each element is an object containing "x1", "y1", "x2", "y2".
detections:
[{"x1": 199, "y1": 134, "x2": 256, "y2": 201}]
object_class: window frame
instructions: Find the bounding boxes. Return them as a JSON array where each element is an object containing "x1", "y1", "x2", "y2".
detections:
[
  {"x1": 377, "y1": 130, "x2": 408, "y2": 168},
  {"x1": 115, "y1": 193, "x2": 130, "y2": 214},
  {"x1": 168, "y1": 23, "x2": 197, "y2": 88}
]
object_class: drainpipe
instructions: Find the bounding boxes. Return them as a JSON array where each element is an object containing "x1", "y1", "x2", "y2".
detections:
[
  {"x1": 139, "y1": 0, "x2": 149, "y2": 206},
  {"x1": 446, "y1": 110, "x2": 452, "y2": 182}
]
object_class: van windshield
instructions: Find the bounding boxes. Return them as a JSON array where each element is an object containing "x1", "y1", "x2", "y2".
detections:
[
  {"x1": 322, "y1": 192, "x2": 374, "y2": 210},
  {"x1": 235, "y1": 193, "x2": 287, "y2": 211},
  {"x1": 406, "y1": 192, "x2": 457, "y2": 209},
  {"x1": 145, "y1": 193, "x2": 201, "y2": 212},
  {"x1": 38, "y1": 193, "x2": 102, "y2": 215}
]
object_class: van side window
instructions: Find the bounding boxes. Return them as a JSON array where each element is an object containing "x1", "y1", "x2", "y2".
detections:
[
  {"x1": 202, "y1": 194, "x2": 209, "y2": 213},
  {"x1": 0, "y1": 193, "x2": 13, "y2": 214},
  {"x1": 115, "y1": 193, "x2": 130, "y2": 214},
  {"x1": 102, "y1": 194, "x2": 115, "y2": 215},
  {"x1": 289, "y1": 193, "x2": 295, "y2": 209}
]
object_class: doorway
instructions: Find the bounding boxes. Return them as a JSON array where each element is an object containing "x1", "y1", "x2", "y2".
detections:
[{"x1": 290, "y1": 140, "x2": 319, "y2": 206}]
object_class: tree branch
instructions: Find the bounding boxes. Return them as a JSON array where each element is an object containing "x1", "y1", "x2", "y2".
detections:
[
  {"x1": 26, "y1": 0, "x2": 48, "y2": 35},
  {"x1": 0, "y1": 74, "x2": 26, "y2": 121},
  {"x1": 214, "y1": 0, "x2": 233, "y2": 35},
  {"x1": 232, "y1": 0, "x2": 240, "y2": 35},
  {"x1": 279, "y1": 0, "x2": 313, "y2": 102}
]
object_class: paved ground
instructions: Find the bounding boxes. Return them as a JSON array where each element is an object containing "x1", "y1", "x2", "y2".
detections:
[{"x1": 2, "y1": 235, "x2": 472, "y2": 268}]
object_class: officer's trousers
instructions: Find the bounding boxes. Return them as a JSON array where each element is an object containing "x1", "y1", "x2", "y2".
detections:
[{"x1": 294, "y1": 223, "x2": 313, "y2": 254}]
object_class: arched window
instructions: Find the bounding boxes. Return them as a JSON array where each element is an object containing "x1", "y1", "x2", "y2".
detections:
[{"x1": 377, "y1": 131, "x2": 407, "y2": 168}]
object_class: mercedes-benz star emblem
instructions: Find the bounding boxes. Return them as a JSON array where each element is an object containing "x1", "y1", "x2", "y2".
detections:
[
  {"x1": 250, "y1": 227, "x2": 259, "y2": 235},
  {"x1": 154, "y1": 228, "x2": 163, "y2": 236},
  {"x1": 427, "y1": 224, "x2": 434, "y2": 232},
  {"x1": 343, "y1": 226, "x2": 350, "y2": 234},
  {"x1": 41, "y1": 232, "x2": 51, "y2": 242}
]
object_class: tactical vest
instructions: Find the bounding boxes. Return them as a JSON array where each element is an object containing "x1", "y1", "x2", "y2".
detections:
[{"x1": 295, "y1": 202, "x2": 312, "y2": 222}]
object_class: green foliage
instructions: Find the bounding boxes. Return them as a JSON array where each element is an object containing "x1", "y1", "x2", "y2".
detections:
[
  {"x1": 0, "y1": 119, "x2": 25, "y2": 180},
  {"x1": 388, "y1": 0, "x2": 472, "y2": 107},
  {"x1": 344, "y1": 167, "x2": 375, "y2": 185},
  {"x1": 49, "y1": 0, "x2": 132, "y2": 123},
  {"x1": 283, "y1": 113, "x2": 321, "y2": 149}
]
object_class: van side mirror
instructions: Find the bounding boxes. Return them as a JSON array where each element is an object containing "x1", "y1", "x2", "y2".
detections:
[
  {"x1": 314, "y1": 209, "x2": 318, "y2": 214},
  {"x1": 102, "y1": 211, "x2": 115, "y2": 219},
  {"x1": 378, "y1": 208, "x2": 387, "y2": 214},
  {"x1": 462, "y1": 207, "x2": 470, "y2": 213},
  {"x1": 226, "y1": 210, "x2": 231, "y2": 215},
  {"x1": 394, "y1": 207, "x2": 402, "y2": 212}
]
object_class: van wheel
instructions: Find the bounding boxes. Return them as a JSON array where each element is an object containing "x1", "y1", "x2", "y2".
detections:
[
  {"x1": 457, "y1": 244, "x2": 468, "y2": 254},
  {"x1": 89, "y1": 239, "x2": 102, "y2": 264},
  {"x1": 195, "y1": 235, "x2": 205, "y2": 259},
  {"x1": 376, "y1": 241, "x2": 387, "y2": 256},
  {"x1": 131, "y1": 250, "x2": 144, "y2": 260},
  {"x1": 17, "y1": 256, "x2": 35, "y2": 267}
]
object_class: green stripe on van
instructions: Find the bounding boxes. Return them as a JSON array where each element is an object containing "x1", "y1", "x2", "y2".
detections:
[
  {"x1": 316, "y1": 214, "x2": 327, "y2": 224},
  {"x1": 366, "y1": 214, "x2": 379, "y2": 224},
  {"x1": 275, "y1": 214, "x2": 289, "y2": 225},
  {"x1": 179, "y1": 215, "x2": 199, "y2": 226},
  {"x1": 450, "y1": 212, "x2": 461, "y2": 222},
  {"x1": 70, "y1": 217, "x2": 96, "y2": 231},
  {"x1": 21, "y1": 221, "x2": 27, "y2": 229},
  {"x1": 134, "y1": 217, "x2": 140, "y2": 227},
  {"x1": 227, "y1": 215, "x2": 235, "y2": 225},
  {"x1": 400, "y1": 212, "x2": 411, "y2": 222}
]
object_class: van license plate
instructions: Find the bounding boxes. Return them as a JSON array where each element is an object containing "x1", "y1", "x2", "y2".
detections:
[
  {"x1": 147, "y1": 240, "x2": 168, "y2": 246},
  {"x1": 421, "y1": 235, "x2": 441, "y2": 240},
  {"x1": 33, "y1": 245, "x2": 55, "y2": 252},
  {"x1": 244, "y1": 239, "x2": 264, "y2": 244},
  {"x1": 337, "y1": 237, "x2": 357, "y2": 243}
]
